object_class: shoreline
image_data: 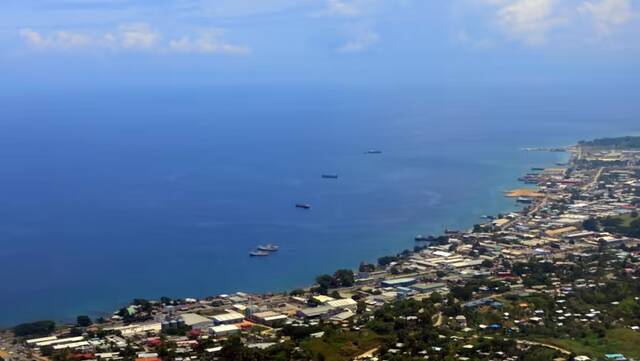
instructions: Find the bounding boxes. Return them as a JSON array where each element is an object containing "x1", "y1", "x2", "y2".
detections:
[{"x1": 3, "y1": 146, "x2": 568, "y2": 329}]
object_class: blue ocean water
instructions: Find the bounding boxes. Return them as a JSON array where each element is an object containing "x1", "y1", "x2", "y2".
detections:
[{"x1": 0, "y1": 85, "x2": 638, "y2": 326}]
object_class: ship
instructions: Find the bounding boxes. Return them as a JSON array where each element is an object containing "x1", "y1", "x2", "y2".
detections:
[
  {"x1": 531, "y1": 167, "x2": 545, "y2": 171},
  {"x1": 249, "y1": 251, "x2": 270, "y2": 257},
  {"x1": 257, "y1": 244, "x2": 279, "y2": 252},
  {"x1": 414, "y1": 234, "x2": 433, "y2": 242},
  {"x1": 516, "y1": 197, "x2": 533, "y2": 204},
  {"x1": 295, "y1": 203, "x2": 311, "y2": 209},
  {"x1": 365, "y1": 150, "x2": 382, "y2": 154},
  {"x1": 321, "y1": 174, "x2": 339, "y2": 179}
]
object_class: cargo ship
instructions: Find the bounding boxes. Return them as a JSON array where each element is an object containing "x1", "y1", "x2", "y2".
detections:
[
  {"x1": 295, "y1": 203, "x2": 311, "y2": 209},
  {"x1": 321, "y1": 174, "x2": 339, "y2": 179}
]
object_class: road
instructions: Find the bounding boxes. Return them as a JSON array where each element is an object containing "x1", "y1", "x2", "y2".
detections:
[
  {"x1": 516, "y1": 340, "x2": 571, "y2": 355},
  {"x1": 582, "y1": 167, "x2": 604, "y2": 191},
  {"x1": 354, "y1": 347, "x2": 379, "y2": 360}
]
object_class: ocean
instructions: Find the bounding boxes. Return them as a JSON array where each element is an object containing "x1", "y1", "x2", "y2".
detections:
[{"x1": 0, "y1": 85, "x2": 637, "y2": 326}]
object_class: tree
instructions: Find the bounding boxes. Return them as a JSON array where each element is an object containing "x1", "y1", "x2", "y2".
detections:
[
  {"x1": 378, "y1": 256, "x2": 398, "y2": 266},
  {"x1": 359, "y1": 262, "x2": 375, "y2": 273},
  {"x1": 429, "y1": 292, "x2": 443, "y2": 304},
  {"x1": 289, "y1": 289, "x2": 305, "y2": 296},
  {"x1": 481, "y1": 259, "x2": 494, "y2": 268},
  {"x1": 357, "y1": 301, "x2": 367, "y2": 314},
  {"x1": 334, "y1": 269, "x2": 355, "y2": 287},
  {"x1": 450, "y1": 286, "x2": 474, "y2": 301},
  {"x1": 77, "y1": 315, "x2": 92, "y2": 327},
  {"x1": 582, "y1": 217, "x2": 599, "y2": 231},
  {"x1": 315, "y1": 274, "x2": 335, "y2": 290},
  {"x1": 13, "y1": 320, "x2": 55, "y2": 337}
]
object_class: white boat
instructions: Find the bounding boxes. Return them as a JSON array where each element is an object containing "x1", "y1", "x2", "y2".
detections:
[{"x1": 257, "y1": 244, "x2": 279, "y2": 252}]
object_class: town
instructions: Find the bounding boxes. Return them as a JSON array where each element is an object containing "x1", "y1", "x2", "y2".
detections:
[{"x1": 2, "y1": 136, "x2": 640, "y2": 361}]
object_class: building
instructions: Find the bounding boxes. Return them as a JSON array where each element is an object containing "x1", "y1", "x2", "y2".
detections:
[
  {"x1": 212, "y1": 311, "x2": 245, "y2": 325},
  {"x1": 180, "y1": 313, "x2": 213, "y2": 329},
  {"x1": 326, "y1": 298, "x2": 358, "y2": 311},
  {"x1": 209, "y1": 325, "x2": 240, "y2": 338},
  {"x1": 311, "y1": 295, "x2": 335, "y2": 304},
  {"x1": 248, "y1": 311, "x2": 288, "y2": 326},
  {"x1": 381, "y1": 277, "x2": 417, "y2": 288},
  {"x1": 297, "y1": 305, "x2": 336, "y2": 319}
]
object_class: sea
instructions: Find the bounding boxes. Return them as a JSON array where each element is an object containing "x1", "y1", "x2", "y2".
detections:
[{"x1": 0, "y1": 84, "x2": 638, "y2": 327}]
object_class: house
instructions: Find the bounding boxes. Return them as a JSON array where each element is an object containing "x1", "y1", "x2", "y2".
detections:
[
  {"x1": 604, "y1": 354, "x2": 627, "y2": 361},
  {"x1": 454, "y1": 315, "x2": 467, "y2": 328}
]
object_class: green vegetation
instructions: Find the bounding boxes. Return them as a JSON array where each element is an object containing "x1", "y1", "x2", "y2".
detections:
[
  {"x1": 377, "y1": 255, "x2": 398, "y2": 266},
  {"x1": 76, "y1": 315, "x2": 92, "y2": 327},
  {"x1": 314, "y1": 269, "x2": 355, "y2": 294},
  {"x1": 534, "y1": 328, "x2": 640, "y2": 359},
  {"x1": 13, "y1": 320, "x2": 55, "y2": 337},
  {"x1": 579, "y1": 136, "x2": 640, "y2": 149},
  {"x1": 302, "y1": 329, "x2": 383, "y2": 361},
  {"x1": 583, "y1": 214, "x2": 640, "y2": 237}
]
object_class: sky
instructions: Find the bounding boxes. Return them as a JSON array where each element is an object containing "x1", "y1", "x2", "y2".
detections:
[{"x1": 1, "y1": 0, "x2": 640, "y2": 90}]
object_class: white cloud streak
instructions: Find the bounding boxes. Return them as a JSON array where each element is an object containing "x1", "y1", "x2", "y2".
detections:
[
  {"x1": 578, "y1": 0, "x2": 635, "y2": 35},
  {"x1": 18, "y1": 24, "x2": 248, "y2": 55},
  {"x1": 19, "y1": 28, "x2": 92, "y2": 49},
  {"x1": 168, "y1": 31, "x2": 251, "y2": 55},
  {"x1": 492, "y1": 0, "x2": 567, "y2": 45},
  {"x1": 338, "y1": 28, "x2": 379, "y2": 52}
]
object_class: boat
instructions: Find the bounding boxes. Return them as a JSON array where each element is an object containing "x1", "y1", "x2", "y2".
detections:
[
  {"x1": 415, "y1": 234, "x2": 433, "y2": 242},
  {"x1": 257, "y1": 244, "x2": 279, "y2": 252},
  {"x1": 531, "y1": 167, "x2": 545, "y2": 171},
  {"x1": 516, "y1": 197, "x2": 533, "y2": 204},
  {"x1": 321, "y1": 174, "x2": 339, "y2": 179},
  {"x1": 365, "y1": 150, "x2": 382, "y2": 154},
  {"x1": 481, "y1": 215, "x2": 495, "y2": 220},
  {"x1": 295, "y1": 203, "x2": 311, "y2": 209},
  {"x1": 250, "y1": 251, "x2": 270, "y2": 257}
]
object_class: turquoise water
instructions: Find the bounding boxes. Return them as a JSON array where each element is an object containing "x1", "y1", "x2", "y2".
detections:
[{"x1": 0, "y1": 85, "x2": 637, "y2": 326}]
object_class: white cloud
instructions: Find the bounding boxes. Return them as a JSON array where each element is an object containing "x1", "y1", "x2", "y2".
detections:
[
  {"x1": 457, "y1": 29, "x2": 496, "y2": 49},
  {"x1": 325, "y1": 0, "x2": 361, "y2": 16},
  {"x1": 118, "y1": 23, "x2": 159, "y2": 49},
  {"x1": 19, "y1": 28, "x2": 92, "y2": 49},
  {"x1": 315, "y1": 0, "x2": 382, "y2": 17},
  {"x1": 493, "y1": 0, "x2": 567, "y2": 45},
  {"x1": 338, "y1": 28, "x2": 379, "y2": 52},
  {"x1": 168, "y1": 31, "x2": 250, "y2": 55},
  {"x1": 578, "y1": 0, "x2": 635, "y2": 35},
  {"x1": 17, "y1": 24, "x2": 248, "y2": 55}
]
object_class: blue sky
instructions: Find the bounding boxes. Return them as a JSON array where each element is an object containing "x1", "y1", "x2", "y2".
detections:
[{"x1": 1, "y1": 0, "x2": 639, "y2": 89}]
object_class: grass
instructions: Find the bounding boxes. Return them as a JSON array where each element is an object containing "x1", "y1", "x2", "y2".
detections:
[
  {"x1": 533, "y1": 328, "x2": 640, "y2": 359},
  {"x1": 302, "y1": 329, "x2": 385, "y2": 361}
]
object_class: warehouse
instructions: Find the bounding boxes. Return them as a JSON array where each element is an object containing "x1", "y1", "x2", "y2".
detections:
[
  {"x1": 209, "y1": 325, "x2": 239, "y2": 338},
  {"x1": 212, "y1": 311, "x2": 245, "y2": 325}
]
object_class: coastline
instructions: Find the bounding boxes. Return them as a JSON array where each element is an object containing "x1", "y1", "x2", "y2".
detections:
[{"x1": 3, "y1": 146, "x2": 569, "y2": 328}]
